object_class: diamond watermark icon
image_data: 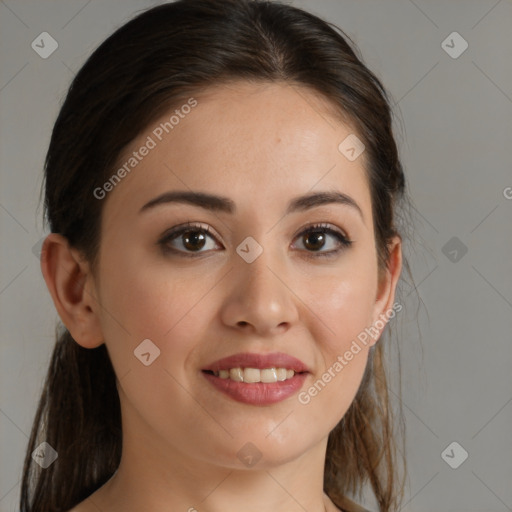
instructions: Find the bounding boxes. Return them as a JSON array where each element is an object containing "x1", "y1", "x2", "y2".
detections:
[
  {"x1": 31, "y1": 32, "x2": 58, "y2": 59},
  {"x1": 236, "y1": 236, "x2": 263, "y2": 263},
  {"x1": 442, "y1": 236, "x2": 468, "y2": 263},
  {"x1": 32, "y1": 441, "x2": 58, "y2": 469},
  {"x1": 441, "y1": 32, "x2": 468, "y2": 59},
  {"x1": 441, "y1": 441, "x2": 468, "y2": 469},
  {"x1": 237, "y1": 442, "x2": 262, "y2": 467},
  {"x1": 338, "y1": 134, "x2": 365, "y2": 162},
  {"x1": 134, "y1": 338, "x2": 161, "y2": 366},
  {"x1": 32, "y1": 237, "x2": 46, "y2": 259}
]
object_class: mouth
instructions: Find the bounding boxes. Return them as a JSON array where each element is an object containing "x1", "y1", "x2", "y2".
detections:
[{"x1": 201, "y1": 352, "x2": 310, "y2": 405}]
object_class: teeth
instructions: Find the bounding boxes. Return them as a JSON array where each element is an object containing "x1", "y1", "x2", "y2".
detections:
[
  {"x1": 229, "y1": 368, "x2": 244, "y2": 382},
  {"x1": 213, "y1": 367, "x2": 297, "y2": 383}
]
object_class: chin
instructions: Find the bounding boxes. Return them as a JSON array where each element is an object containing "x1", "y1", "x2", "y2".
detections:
[{"x1": 206, "y1": 431, "x2": 317, "y2": 470}]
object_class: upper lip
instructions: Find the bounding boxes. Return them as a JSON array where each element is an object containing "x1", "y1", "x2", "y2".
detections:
[{"x1": 202, "y1": 352, "x2": 310, "y2": 373}]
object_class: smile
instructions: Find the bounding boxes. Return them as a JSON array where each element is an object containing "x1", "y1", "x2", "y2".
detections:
[
  {"x1": 207, "y1": 367, "x2": 297, "y2": 383},
  {"x1": 201, "y1": 352, "x2": 310, "y2": 405}
]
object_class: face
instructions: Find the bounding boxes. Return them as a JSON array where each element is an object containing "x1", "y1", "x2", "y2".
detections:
[{"x1": 85, "y1": 81, "x2": 400, "y2": 470}]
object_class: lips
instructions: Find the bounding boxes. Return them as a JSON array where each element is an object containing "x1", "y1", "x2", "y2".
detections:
[
  {"x1": 201, "y1": 352, "x2": 310, "y2": 405},
  {"x1": 202, "y1": 352, "x2": 310, "y2": 373}
]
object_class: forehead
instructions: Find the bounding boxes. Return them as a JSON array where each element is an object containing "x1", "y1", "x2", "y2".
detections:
[{"x1": 101, "y1": 81, "x2": 372, "y2": 227}]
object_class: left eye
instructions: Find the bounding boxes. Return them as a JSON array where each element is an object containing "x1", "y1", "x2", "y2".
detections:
[
  {"x1": 292, "y1": 223, "x2": 352, "y2": 257},
  {"x1": 158, "y1": 222, "x2": 352, "y2": 258}
]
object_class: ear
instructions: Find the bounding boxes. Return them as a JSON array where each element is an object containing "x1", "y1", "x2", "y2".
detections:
[
  {"x1": 40, "y1": 233, "x2": 104, "y2": 348},
  {"x1": 368, "y1": 235, "x2": 402, "y2": 346}
]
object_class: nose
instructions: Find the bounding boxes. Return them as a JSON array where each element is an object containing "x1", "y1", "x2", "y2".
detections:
[{"x1": 219, "y1": 251, "x2": 300, "y2": 336}]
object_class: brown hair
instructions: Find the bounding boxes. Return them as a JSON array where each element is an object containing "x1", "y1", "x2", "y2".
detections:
[{"x1": 21, "y1": 1, "x2": 414, "y2": 510}]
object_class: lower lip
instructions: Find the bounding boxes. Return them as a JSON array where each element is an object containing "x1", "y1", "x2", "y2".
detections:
[{"x1": 202, "y1": 371, "x2": 308, "y2": 405}]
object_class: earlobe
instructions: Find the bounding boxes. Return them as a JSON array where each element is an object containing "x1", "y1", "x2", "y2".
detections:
[
  {"x1": 40, "y1": 233, "x2": 104, "y2": 349},
  {"x1": 369, "y1": 236, "x2": 403, "y2": 346}
]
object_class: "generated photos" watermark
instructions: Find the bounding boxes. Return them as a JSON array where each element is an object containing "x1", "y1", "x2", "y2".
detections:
[
  {"x1": 93, "y1": 97, "x2": 197, "y2": 200},
  {"x1": 298, "y1": 301, "x2": 402, "y2": 405}
]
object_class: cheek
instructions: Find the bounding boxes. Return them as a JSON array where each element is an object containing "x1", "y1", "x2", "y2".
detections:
[
  {"x1": 93, "y1": 254, "x2": 216, "y2": 438},
  {"x1": 94, "y1": 246, "x2": 206, "y2": 377},
  {"x1": 294, "y1": 260, "x2": 376, "y2": 422},
  {"x1": 307, "y1": 261, "x2": 378, "y2": 355}
]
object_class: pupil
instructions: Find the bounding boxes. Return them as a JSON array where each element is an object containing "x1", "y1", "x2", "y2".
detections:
[
  {"x1": 184, "y1": 230, "x2": 206, "y2": 251},
  {"x1": 305, "y1": 232, "x2": 324, "y2": 251}
]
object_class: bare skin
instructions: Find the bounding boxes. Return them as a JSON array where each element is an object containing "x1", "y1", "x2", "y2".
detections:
[{"x1": 42, "y1": 80, "x2": 401, "y2": 512}]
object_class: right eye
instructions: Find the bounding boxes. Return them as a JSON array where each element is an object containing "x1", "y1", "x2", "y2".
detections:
[{"x1": 158, "y1": 222, "x2": 222, "y2": 257}]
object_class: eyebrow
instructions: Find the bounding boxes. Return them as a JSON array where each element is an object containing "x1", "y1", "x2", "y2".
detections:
[{"x1": 139, "y1": 190, "x2": 364, "y2": 222}]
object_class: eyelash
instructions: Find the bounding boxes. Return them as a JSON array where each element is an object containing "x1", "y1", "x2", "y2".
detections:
[{"x1": 158, "y1": 221, "x2": 353, "y2": 259}]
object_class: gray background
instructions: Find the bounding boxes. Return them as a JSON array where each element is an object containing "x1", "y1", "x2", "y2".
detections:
[{"x1": 1, "y1": 1, "x2": 511, "y2": 511}]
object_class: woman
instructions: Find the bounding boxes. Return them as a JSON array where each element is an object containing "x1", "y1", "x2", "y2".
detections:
[{"x1": 20, "y1": 0, "x2": 413, "y2": 510}]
